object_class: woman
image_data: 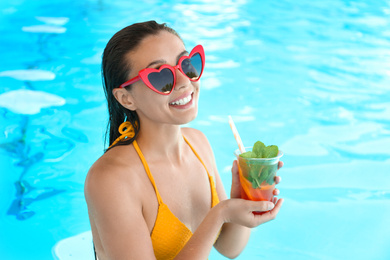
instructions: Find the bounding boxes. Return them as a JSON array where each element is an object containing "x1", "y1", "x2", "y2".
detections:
[{"x1": 84, "y1": 20, "x2": 284, "y2": 260}]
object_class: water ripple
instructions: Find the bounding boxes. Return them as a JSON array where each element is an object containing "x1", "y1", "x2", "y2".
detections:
[
  {"x1": 283, "y1": 188, "x2": 390, "y2": 203},
  {"x1": 0, "y1": 70, "x2": 56, "y2": 81},
  {"x1": 0, "y1": 89, "x2": 65, "y2": 115}
]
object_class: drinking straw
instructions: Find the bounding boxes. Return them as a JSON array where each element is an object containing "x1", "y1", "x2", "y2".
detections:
[{"x1": 228, "y1": 115, "x2": 246, "y2": 153}]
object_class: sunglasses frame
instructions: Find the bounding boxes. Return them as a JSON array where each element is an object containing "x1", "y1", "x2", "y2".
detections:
[{"x1": 119, "y1": 45, "x2": 205, "y2": 95}]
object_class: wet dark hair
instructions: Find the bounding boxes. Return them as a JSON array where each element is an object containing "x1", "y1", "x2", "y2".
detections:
[{"x1": 102, "y1": 21, "x2": 181, "y2": 151}]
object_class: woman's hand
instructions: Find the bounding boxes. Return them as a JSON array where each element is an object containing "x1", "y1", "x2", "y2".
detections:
[
  {"x1": 212, "y1": 159, "x2": 284, "y2": 257},
  {"x1": 225, "y1": 159, "x2": 284, "y2": 228},
  {"x1": 219, "y1": 197, "x2": 284, "y2": 228}
]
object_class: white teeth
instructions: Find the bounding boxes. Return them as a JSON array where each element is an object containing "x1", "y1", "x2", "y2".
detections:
[{"x1": 170, "y1": 94, "x2": 192, "y2": 106}]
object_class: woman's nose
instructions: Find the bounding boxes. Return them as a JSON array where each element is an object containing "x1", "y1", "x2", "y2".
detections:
[{"x1": 174, "y1": 68, "x2": 190, "y2": 91}]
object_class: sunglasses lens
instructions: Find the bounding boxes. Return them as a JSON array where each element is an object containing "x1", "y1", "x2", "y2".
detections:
[
  {"x1": 147, "y1": 68, "x2": 174, "y2": 94},
  {"x1": 182, "y1": 53, "x2": 203, "y2": 80}
]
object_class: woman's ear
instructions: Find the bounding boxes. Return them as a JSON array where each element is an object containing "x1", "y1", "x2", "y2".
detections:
[{"x1": 112, "y1": 88, "x2": 137, "y2": 111}]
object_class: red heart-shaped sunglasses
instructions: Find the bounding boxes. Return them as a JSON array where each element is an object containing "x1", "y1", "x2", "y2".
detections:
[{"x1": 119, "y1": 45, "x2": 205, "y2": 95}]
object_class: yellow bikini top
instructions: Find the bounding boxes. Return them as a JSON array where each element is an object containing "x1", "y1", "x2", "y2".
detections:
[
  {"x1": 133, "y1": 138, "x2": 219, "y2": 259},
  {"x1": 109, "y1": 122, "x2": 220, "y2": 259}
]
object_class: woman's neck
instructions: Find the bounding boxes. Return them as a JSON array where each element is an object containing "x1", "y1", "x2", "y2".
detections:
[{"x1": 135, "y1": 122, "x2": 186, "y2": 164}]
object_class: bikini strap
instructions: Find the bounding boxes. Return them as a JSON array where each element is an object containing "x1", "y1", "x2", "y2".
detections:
[
  {"x1": 133, "y1": 140, "x2": 163, "y2": 205},
  {"x1": 183, "y1": 136, "x2": 219, "y2": 207},
  {"x1": 183, "y1": 136, "x2": 214, "y2": 183},
  {"x1": 133, "y1": 137, "x2": 216, "y2": 206}
]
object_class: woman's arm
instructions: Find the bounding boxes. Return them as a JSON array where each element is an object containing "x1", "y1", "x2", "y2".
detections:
[
  {"x1": 85, "y1": 161, "x2": 158, "y2": 260},
  {"x1": 213, "y1": 160, "x2": 284, "y2": 258},
  {"x1": 181, "y1": 128, "x2": 284, "y2": 259},
  {"x1": 212, "y1": 159, "x2": 251, "y2": 258}
]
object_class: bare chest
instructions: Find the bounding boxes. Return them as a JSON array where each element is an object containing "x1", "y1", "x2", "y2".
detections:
[{"x1": 142, "y1": 157, "x2": 213, "y2": 233}]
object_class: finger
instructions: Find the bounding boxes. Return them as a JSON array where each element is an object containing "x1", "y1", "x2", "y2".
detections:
[
  {"x1": 278, "y1": 161, "x2": 284, "y2": 170},
  {"x1": 274, "y1": 176, "x2": 282, "y2": 184},
  {"x1": 251, "y1": 199, "x2": 282, "y2": 225},
  {"x1": 272, "y1": 197, "x2": 278, "y2": 204},
  {"x1": 248, "y1": 200, "x2": 275, "y2": 212},
  {"x1": 231, "y1": 160, "x2": 239, "y2": 185},
  {"x1": 230, "y1": 160, "x2": 242, "y2": 199},
  {"x1": 273, "y1": 188, "x2": 280, "y2": 196},
  {"x1": 268, "y1": 198, "x2": 284, "y2": 218},
  {"x1": 232, "y1": 160, "x2": 238, "y2": 173}
]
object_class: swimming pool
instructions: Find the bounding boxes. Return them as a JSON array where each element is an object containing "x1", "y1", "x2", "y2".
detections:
[{"x1": 1, "y1": 0, "x2": 389, "y2": 259}]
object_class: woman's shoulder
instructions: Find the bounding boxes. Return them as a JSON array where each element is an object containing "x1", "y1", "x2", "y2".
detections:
[
  {"x1": 84, "y1": 144, "x2": 145, "y2": 204},
  {"x1": 87, "y1": 144, "x2": 139, "y2": 175}
]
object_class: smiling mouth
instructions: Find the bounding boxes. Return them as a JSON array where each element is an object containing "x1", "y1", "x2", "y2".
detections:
[{"x1": 169, "y1": 93, "x2": 193, "y2": 106}]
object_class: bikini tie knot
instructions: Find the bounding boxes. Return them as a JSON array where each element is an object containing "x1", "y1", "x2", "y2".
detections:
[
  {"x1": 118, "y1": 121, "x2": 136, "y2": 137},
  {"x1": 108, "y1": 121, "x2": 137, "y2": 149}
]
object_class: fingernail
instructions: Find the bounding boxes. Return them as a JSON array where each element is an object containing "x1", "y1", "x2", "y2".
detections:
[{"x1": 268, "y1": 203, "x2": 275, "y2": 210}]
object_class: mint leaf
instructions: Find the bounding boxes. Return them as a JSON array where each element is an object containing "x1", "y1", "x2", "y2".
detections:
[
  {"x1": 239, "y1": 151, "x2": 254, "y2": 158},
  {"x1": 266, "y1": 175, "x2": 274, "y2": 185},
  {"x1": 238, "y1": 140, "x2": 280, "y2": 190},
  {"x1": 258, "y1": 167, "x2": 268, "y2": 185},
  {"x1": 266, "y1": 164, "x2": 278, "y2": 185},
  {"x1": 249, "y1": 165, "x2": 260, "y2": 182},
  {"x1": 266, "y1": 169, "x2": 275, "y2": 185},
  {"x1": 252, "y1": 141, "x2": 265, "y2": 158},
  {"x1": 250, "y1": 164, "x2": 269, "y2": 188},
  {"x1": 248, "y1": 164, "x2": 263, "y2": 189},
  {"x1": 252, "y1": 178, "x2": 262, "y2": 189},
  {"x1": 263, "y1": 145, "x2": 279, "y2": 158}
]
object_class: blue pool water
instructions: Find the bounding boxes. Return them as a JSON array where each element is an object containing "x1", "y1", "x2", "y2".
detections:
[{"x1": 1, "y1": 0, "x2": 390, "y2": 259}]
